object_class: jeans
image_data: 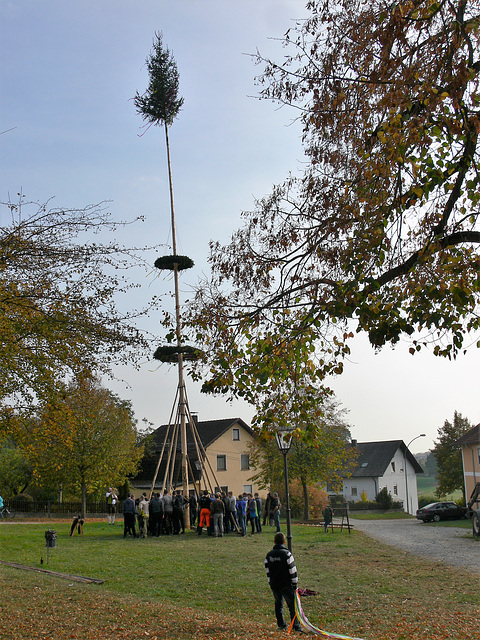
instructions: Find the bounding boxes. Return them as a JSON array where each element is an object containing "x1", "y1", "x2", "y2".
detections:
[
  {"x1": 273, "y1": 510, "x2": 281, "y2": 532},
  {"x1": 212, "y1": 512, "x2": 224, "y2": 536},
  {"x1": 237, "y1": 512, "x2": 246, "y2": 536},
  {"x1": 271, "y1": 585, "x2": 300, "y2": 630}
]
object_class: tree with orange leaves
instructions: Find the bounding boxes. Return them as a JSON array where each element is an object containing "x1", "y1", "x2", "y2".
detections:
[
  {"x1": 17, "y1": 375, "x2": 143, "y2": 516},
  {"x1": 187, "y1": 0, "x2": 480, "y2": 434}
]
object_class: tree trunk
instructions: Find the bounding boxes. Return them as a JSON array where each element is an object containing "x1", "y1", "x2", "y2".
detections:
[
  {"x1": 81, "y1": 482, "x2": 87, "y2": 519},
  {"x1": 301, "y1": 477, "x2": 309, "y2": 521}
]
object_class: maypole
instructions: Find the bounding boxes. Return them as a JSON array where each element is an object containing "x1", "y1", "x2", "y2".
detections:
[{"x1": 134, "y1": 33, "x2": 199, "y2": 526}]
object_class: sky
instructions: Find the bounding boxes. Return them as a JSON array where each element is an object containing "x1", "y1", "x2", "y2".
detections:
[{"x1": 1, "y1": 1, "x2": 478, "y2": 454}]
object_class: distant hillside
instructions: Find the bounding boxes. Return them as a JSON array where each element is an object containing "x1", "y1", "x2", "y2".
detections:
[{"x1": 415, "y1": 451, "x2": 437, "y2": 477}]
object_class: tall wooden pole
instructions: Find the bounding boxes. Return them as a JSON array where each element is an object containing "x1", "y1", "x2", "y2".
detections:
[{"x1": 165, "y1": 124, "x2": 190, "y2": 528}]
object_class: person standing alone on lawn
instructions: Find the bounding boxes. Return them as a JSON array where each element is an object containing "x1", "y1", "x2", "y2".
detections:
[
  {"x1": 106, "y1": 487, "x2": 118, "y2": 525},
  {"x1": 323, "y1": 503, "x2": 334, "y2": 532},
  {"x1": 264, "y1": 532, "x2": 302, "y2": 632}
]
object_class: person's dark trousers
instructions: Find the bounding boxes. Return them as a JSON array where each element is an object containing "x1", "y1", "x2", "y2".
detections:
[
  {"x1": 272, "y1": 586, "x2": 300, "y2": 630},
  {"x1": 173, "y1": 510, "x2": 185, "y2": 534},
  {"x1": 150, "y1": 512, "x2": 160, "y2": 536},
  {"x1": 255, "y1": 516, "x2": 262, "y2": 533},
  {"x1": 163, "y1": 512, "x2": 173, "y2": 534},
  {"x1": 123, "y1": 513, "x2": 137, "y2": 538},
  {"x1": 223, "y1": 512, "x2": 230, "y2": 533}
]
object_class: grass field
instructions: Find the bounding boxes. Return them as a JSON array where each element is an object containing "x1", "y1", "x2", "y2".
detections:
[
  {"x1": 1, "y1": 519, "x2": 479, "y2": 640},
  {"x1": 416, "y1": 476, "x2": 462, "y2": 502}
]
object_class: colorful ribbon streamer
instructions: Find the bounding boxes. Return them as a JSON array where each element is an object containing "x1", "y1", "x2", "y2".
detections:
[{"x1": 291, "y1": 589, "x2": 365, "y2": 639}]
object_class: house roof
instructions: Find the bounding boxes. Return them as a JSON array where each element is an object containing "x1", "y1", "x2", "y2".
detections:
[
  {"x1": 455, "y1": 423, "x2": 480, "y2": 447},
  {"x1": 132, "y1": 417, "x2": 253, "y2": 484},
  {"x1": 350, "y1": 440, "x2": 424, "y2": 478},
  {"x1": 150, "y1": 417, "x2": 254, "y2": 452}
]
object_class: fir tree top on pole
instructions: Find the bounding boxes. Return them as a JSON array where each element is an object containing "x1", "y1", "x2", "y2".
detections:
[{"x1": 134, "y1": 32, "x2": 184, "y2": 128}]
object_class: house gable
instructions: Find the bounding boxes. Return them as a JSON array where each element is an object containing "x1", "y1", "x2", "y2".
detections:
[
  {"x1": 342, "y1": 440, "x2": 423, "y2": 513},
  {"x1": 132, "y1": 417, "x2": 261, "y2": 495},
  {"x1": 456, "y1": 423, "x2": 480, "y2": 447},
  {"x1": 455, "y1": 423, "x2": 480, "y2": 505},
  {"x1": 350, "y1": 440, "x2": 423, "y2": 479}
]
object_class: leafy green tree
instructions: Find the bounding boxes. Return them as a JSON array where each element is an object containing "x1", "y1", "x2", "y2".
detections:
[
  {"x1": 423, "y1": 451, "x2": 438, "y2": 478},
  {"x1": 0, "y1": 196, "x2": 158, "y2": 425},
  {"x1": 433, "y1": 410, "x2": 471, "y2": 499},
  {"x1": 187, "y1": 0, "x2": 480, "y2": 432},
  {"x1": 0, "y1": 439, "x2": 32, "y2": 497},
  {"x1": 16, "y1": 375, "x2": 144, "y2": 516},
  {"x1": 248, "y1": 396, "x2": 356, "y2": 519}
]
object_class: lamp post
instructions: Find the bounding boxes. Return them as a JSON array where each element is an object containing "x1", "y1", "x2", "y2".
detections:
[
  {"x1": 404, "y1": 434, "x2": 426, "y2": 515},
  {"x1": 275, "y1": 428, "x2": 294, "y2": 552}
]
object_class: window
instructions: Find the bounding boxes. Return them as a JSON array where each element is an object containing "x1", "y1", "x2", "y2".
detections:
[
  {"x1": 214, "y1": 485, "x2": 229, "y2": 494},
  {"x1": 477, "y1": 447, "x2": 480, "y2": 465},
  {"x1": 351, "y1": 487, "x2": 358, "y2": 497},
  {"x1": 232, "y1": 428, "x2": 240, "y2": 441},
  {"x1": 393, "y1": 485, "x2": 398, "y2": 496},
  {"x1": 391, "y1": 462, "x2": 396, "y2": 472},
  {"x1": 216, "y1": 455, "x2": 227, "y2": 471},
  {"x1": 240, "y1": 453, "x2": 250, "y2": 470},
  {"x1": 243, "y1": 484, "x2": 252, "y2": 494}
]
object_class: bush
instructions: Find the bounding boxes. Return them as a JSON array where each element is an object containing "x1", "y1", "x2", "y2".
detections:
[
  {"x1": 278, "y1": 481, "x2": 329, "y2": 520},
  {"x1": 375, "y1": 487, "x2": 394, "y2": 510}
]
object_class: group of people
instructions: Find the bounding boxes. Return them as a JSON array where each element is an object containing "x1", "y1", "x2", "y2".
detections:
[
  {"x1": 116, "y1": 487, "x2": 301, "y2": 631},
  {"x1": 116, "y1": 488, "x2": 284, "y2": 540}
]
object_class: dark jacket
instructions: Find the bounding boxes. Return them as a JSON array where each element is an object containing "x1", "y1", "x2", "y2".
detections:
[
  {"x1": 210, "y1": 498, "x2": 225, "y2": 514},
  {"x1": 264, "y1": 543, "x2": 298, "y2": 590},
  {"x1": 150, "y1": 496, "x2": 164, "y2": 514},
  {"x1": 199, "y1": 494, "x2": 212, "y2": 510},
  {"x1": 122, "y1": 497, "x2": 135, "y2": 515}
]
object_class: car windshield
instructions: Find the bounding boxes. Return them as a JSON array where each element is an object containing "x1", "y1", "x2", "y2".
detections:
[{"x1": 422, "y1": 503, "x2": 438, "y2": 510}]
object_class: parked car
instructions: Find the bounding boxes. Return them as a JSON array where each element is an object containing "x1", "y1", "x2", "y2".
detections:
[{"x1": 416, "y1": 501, "x2": 467, "y2": 523}]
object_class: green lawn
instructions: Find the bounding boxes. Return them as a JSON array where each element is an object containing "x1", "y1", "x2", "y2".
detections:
[{"x1": 1, "y1": 519, "x2": 478, "y2": 640}]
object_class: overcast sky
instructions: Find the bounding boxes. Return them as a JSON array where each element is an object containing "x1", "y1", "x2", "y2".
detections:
[{"x1": 1, "y1": 1, "x2": 478, "y2": 454}]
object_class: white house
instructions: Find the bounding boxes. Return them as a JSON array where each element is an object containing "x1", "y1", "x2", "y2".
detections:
[{"x1": 341, "y1": 440, "x2": 424, "y2": 514}]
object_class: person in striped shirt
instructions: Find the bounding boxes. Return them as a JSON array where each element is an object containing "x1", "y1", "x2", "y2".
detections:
[{"x1": 264, "y1": 532, "x2": 302, "y2": 632}]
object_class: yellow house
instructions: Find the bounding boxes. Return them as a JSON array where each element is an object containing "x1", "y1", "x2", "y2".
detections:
[
  {"x1": 456, "y1": 423, "x2": 480, "y2": 506},
  {"x1": 133, "y1": 417, "x2": 262, "y2": 497}
]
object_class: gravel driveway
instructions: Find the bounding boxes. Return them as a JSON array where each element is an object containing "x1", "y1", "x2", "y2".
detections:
[{"x1": 351, "y1": 518, "x2": 479, "y2": 574}]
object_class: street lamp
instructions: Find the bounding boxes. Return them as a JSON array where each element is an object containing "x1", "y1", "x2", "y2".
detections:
[
  {"x1": 404, "y1": 434, "x2": 426, "y2": 515},
  {"x1": 275, "y1": 427, "x2": 294, "y2": 552}
]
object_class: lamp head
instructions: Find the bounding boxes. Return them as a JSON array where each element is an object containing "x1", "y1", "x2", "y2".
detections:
[{"x1": 275, "y1": 428, "x2": 294, "y2": 454}]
